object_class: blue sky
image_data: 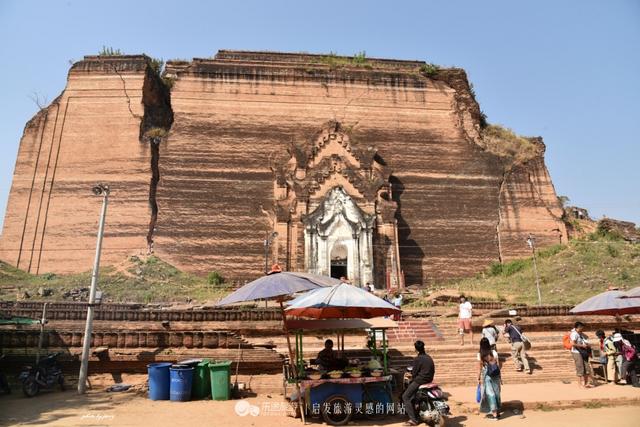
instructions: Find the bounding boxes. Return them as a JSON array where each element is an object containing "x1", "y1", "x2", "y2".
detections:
[{"x1": 0, "y1": 0, "x2": 639, "y2": 232}]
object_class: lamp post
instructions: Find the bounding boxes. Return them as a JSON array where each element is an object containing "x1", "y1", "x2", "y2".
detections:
[
  {"x1": 526, "y1": 234, "x2": 542, "y2": 306},
  {"x1": 263, "y1": 231, "x2": 278, "y2": 274},
  {"x1": 78, "y1": 183, "x2": 109, "y2": 394}
]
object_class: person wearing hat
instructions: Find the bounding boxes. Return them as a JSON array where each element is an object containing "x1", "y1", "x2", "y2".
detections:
[
  {"x1": 481, "y1": 319, "x2": 500, "y2": 354},
  {"x1": 604, "y1": 331, "x2": 624, "y2": 383}
]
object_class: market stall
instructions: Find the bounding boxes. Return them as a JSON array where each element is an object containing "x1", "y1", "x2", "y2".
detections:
[{"x1": 283, "y1": 283, "x2": 401, "y2": 425}]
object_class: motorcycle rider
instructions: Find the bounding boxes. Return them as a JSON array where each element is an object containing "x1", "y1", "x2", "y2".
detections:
[{"x1": 402, "y1": 340, "x2": 435, "y2": 426}]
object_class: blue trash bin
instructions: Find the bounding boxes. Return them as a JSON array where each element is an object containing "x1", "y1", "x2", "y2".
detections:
[
  {"x1": 147, "y1": 362, "x2": 172, "y2": 400},
  {"x1": 170, "y1": 364, "x2": 194, "y2": 401}
]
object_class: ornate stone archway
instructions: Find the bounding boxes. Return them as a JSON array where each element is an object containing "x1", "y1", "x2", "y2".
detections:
[{"x1": 270, "y1": 121, "x2": 403, "y2": 289}]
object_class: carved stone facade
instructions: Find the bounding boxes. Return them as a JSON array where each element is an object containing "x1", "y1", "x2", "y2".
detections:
[{"x1": 272, "y1": 122, "x2": 402, "y2": 288}]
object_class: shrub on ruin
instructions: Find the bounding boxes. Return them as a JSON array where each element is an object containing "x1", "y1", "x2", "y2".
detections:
[
  {"x1": 99, "y1": 46, "x2": 123, "y2": 56},
  {"x1": 502, "y1": 259, "x2": 527, "y2": 276},
  {"x1": 488, "y1": 262, "x2": 503, "y2": 276},
  {"x1": 148, "y1": 57, "x2": 164, "y2": 76},
  {"x1": 420, "y1": 63, "x2": 439, "y2": 77},
  {"x1": 352, "y1": 51, "x2": 367, "y2": 65},
  {"x1": 208, "y1": 271, "x2": 224, "y2": 286}
]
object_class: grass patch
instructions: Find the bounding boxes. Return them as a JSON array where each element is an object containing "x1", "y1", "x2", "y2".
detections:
[
  {"x1": 0, "y1": 255, "x2": 231, "y2": 303},
  {"x1": 436, "y1": 234, "x2": 640, "y2": 306},
  {"x1": 481, "y1": 124, "x2": 540, "y2": 165},
  {"x1": 317, "y1": 51, "x2": 372, "y2": 69}
]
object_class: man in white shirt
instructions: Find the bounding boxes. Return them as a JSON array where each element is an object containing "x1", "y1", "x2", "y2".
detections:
[
  {"x1": 458, "y1": 295, "x2": 473, "y2": 346},
  {"x1": 570, "y1": 321, "x2": 593, "y2": 388}
]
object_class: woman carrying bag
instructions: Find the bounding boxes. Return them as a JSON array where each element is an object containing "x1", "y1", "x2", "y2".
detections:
[{"x1": 477, "y1": 337, "x2": 502, "y2": 420}]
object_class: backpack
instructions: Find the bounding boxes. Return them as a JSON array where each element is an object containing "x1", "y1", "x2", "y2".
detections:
[
  {"x1": 622, "y1": 343, "x2": 637, "y2": 361},
  {"x1": 562, "y1": 333, "x2": 573, "y2": 350},
  {"x1": 486, "y1": 361, "x2": 501, "y2": 378}
]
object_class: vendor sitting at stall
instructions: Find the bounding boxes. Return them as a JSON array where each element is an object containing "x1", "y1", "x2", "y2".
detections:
[{"x1": 316, "y1": 339, "x2": 348, "y2": 371}]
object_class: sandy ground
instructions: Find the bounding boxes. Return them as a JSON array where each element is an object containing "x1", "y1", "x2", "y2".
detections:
[{"x1": 0, "y1": 387, "x2": 639, "y2": 427}]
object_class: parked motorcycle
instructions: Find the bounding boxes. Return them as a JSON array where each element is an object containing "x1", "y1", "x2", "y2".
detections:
[
  {"x1": 404, "y1": 366, "x2": 450, "y2": 427},
  {"x1": 19, "y1": 352, "x2": 65, "y2": 397},
  {"x1": 0, "y1": 354, "x2": 11, "y2": 394}
]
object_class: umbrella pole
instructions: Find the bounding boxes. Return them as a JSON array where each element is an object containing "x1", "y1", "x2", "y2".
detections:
[{"x1": 279, "y1": 301, "x2": 306, "y2": 424}]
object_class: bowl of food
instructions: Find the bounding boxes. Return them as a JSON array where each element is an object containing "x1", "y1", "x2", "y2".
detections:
[
  {"x1": 328, "y1": 370, "x2": 344, "y2": 379},
  {"x1": 307, "y1": 372, "x2": 322, "y2": 380},
  {"x1": 346, "y1": 368, "x2": 362, "y2": 378}
]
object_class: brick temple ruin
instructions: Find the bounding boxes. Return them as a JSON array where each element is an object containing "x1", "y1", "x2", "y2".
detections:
[{"x1": 0, "y1": 50, "x2": 567, "y2": 287}]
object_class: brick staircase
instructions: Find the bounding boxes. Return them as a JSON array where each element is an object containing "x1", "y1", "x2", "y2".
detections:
[
  {"x1": 239, "y1": 317, "x2": 585, "y2": 394},
  {"x1": 387, "y1": 319, "x2": 444, "y2": 345}
]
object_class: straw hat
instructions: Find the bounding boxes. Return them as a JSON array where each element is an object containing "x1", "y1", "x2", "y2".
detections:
[
  {"x1": 612, "y1": 333, "x2": 623, "y2": 342},
  {"x1": 482, "y1": 319, "x2": 494, "y2": 327}
]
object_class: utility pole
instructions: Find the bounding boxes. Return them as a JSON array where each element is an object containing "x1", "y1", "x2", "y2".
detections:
[
  {"x1": 78, "y1": 184, "x2": 109, "y2": 394},
  {"x1": 526, "y1": 234, "x2": 542, "y2": 306}
]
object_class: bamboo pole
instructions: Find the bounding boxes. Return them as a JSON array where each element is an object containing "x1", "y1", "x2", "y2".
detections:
[{"x1": 279, "y1": 300, "x2": 305, "y2": 424}]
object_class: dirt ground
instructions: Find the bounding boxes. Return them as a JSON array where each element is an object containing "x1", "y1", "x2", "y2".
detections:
[{"x1": 0, "y1": 388, "x2": 639, "y2": 427}]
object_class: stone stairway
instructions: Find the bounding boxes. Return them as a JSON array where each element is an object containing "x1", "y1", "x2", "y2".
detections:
[
  {"x1": 234, "y1": 314, "x2": 615, "y2": 394},
  {"x1": 387, "y1": 319, "x2": 444, "y2": 345}
]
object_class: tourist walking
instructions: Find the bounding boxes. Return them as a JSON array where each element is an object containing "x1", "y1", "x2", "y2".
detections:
[
  {"x1": 458, "y1": 295, "x2": 473, "y2": 346},
  {"x1": 604, "y1": 332, "x2": 623, "y2": 383},
  {"x1": 569, "y1": 321, "x2": 593, "y2": 388},
  {"x1": 477, "y1": 337, "x2": 501, "y2": 420},
  {"x1": 482, "y1": 319, "x2": 500, "y2": 353},
  {"x1": 503, "y1": 319, "x2": 531, "y2": 374},
  {"x1": 392, "y1": 293, "x2": 403, "y2": 321}
]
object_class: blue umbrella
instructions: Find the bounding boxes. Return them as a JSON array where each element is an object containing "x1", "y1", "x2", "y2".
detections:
[
  {"x1": 285, "y1": 282, "x2": 401, "y2": 319},
  {"x1": 216, "y1": 271, "x2": 339, "y2": 306},
  {"x1": 619, "y1": 287, "x2": 640, "y2": 299}
]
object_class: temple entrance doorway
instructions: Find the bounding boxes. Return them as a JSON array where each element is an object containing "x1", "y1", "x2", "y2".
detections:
[
  {"x1": 329, "y1": 243, "x2": 348, "y2": 279},
  {"x1": 330, "y1": 259, "x2": 347, "y2": 279}
]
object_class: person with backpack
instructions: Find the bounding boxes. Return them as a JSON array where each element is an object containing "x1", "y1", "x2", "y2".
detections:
[
  {"x1": 569, "y1": 321, "x2": 593, "y2": 388},
  {"x1": 503, "y1": 319, "x2": 531, "y2": 374},
  {"x1": 482, "y1": 319, "x2": 500, "y2": 353},
  {"x1": 604, "y1": 331, "x2": 623, "y2": 383},
  {"x1": 477, "y1": 337, "x2": 501, "y2": 420},
  {"x1": 618, "y1": 335, "x2": 639, "y2": 387}
]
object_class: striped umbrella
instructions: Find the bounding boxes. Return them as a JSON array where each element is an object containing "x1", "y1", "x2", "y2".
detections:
[{"x1": 285, "y1": 282, "x2": 401, "y2": 319}]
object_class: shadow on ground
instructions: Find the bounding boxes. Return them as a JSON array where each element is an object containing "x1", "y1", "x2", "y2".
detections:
[{"x1": 0, "y1": 388, "x2": 117, "y2": 426}]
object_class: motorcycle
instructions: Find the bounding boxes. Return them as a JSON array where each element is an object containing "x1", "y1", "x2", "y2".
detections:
[
  {"x1": 19, "y1": 352, "x2": 65, "y2": 397},
  {"x1": 0, "y1": 354, "x2": 11, "y2": 394},
  {"x1": 404, "y1": 366, "x2": 450, "y2": 427}
]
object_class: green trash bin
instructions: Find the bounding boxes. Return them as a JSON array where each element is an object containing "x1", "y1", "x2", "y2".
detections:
[
  {"x1": 177, "y1": 358, "x2": 211, "y2": 399},
  {"x1": 192, "y1": 359, "x2": 211, "y2": 399},
  {"x1": 208, "y1": 360, "x2": 232, "y2": 401}
]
